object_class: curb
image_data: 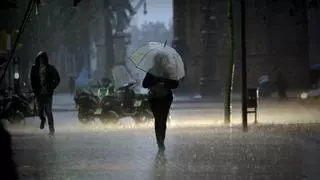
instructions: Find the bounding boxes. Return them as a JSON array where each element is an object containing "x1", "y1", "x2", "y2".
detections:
[{"x1": 52, "y1": 105, "x2": 217, "y2": 112}]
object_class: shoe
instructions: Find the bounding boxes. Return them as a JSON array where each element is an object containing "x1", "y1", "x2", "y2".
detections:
[
  {"x1": 49, "y1": 128, "x2": 55, "y2": 136},
  {"x1": 157, "y1": 141, "x2": 165, "y2": 151},
  {"x1": 40, "y1": 121, "x2": 45, "y2": 129},
  {"x1": 49, "y1": 131, "x2": 55, "y2": 137}
]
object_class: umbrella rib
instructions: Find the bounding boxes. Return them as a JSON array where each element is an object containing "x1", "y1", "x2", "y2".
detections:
[
  {"x1": 134, "y1": 48, "x2": 157, "y2": 68},
  {"x1": 129, "y1": 42, "x2": 185, "y2": 80}
]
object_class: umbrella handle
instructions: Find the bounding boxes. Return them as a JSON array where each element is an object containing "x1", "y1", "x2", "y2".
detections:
[{"x1": 164, "y1": 40, "x2": 167, "y2": 47}]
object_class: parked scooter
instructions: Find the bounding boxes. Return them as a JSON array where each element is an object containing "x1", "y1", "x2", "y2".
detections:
[
  {"x1": 74, "y1": 79, "x2": 118, "y2": 124},
  {"x1": 99, "y1": 82, "x2": 154, "y2": 124},
  {"x1": 0, "y1": 88, "x2": 37, "y2": 124},
  {"x1": 74, "y1": 89, "x2": 100, "y2": 124}
]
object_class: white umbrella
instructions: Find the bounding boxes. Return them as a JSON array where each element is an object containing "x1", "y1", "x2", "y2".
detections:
[{"x1": 129, "y1": 42, "x2": 185, "y2": 81}]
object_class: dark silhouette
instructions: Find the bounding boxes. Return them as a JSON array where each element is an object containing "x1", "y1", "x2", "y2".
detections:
[
  {"x1": 0, "y1": 122, "x2": 18, "y2": 180},
  {"x1": 275, "y1": 71, "x2": 287, "y2": 100},
  {"x1": 310, "y1": 69, "x2": 320, "y2": 89},
  {"x1": 142, "y1": 67, "x2": 179, "y2": 151},
  {"x1": 30, "y1": 51, "x2": 60, "y2": 135}
]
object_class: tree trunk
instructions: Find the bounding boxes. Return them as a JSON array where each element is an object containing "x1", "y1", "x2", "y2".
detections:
[{"x1": 104, "y1": 5, "x2": 115, "y2": 79}]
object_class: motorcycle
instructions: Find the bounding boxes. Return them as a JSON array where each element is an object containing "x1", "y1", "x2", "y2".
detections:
[
  {"x1": 74, "y1": 82, "x2": 117, "y2": 124},
  {"x1": 0, "y1": 88, "x2": 37, "y2": 124},
  {"x1": 99, "y1": 82, "x2": 154, "y2": 124},
  {"x1": 74, "y1": 88, "x2": 100, "y2": 124}
]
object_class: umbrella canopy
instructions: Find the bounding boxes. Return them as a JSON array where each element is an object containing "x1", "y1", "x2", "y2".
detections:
[{"x1": 129, "y1": 42, "x2": 185, "y2": 81}]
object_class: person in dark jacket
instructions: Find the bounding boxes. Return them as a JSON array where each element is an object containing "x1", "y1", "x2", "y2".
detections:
[
  {"x1": 275, "y1": 71, "x2": 287, "y2": 100},
  {"x1": 142, "y1": 54, "x2": 179, "y2": 151},
  {"x1": 30, "y1": 51, "x2": 60, "y2": 135},
  {"x1": 0, "y1": 122, "x2": 18, "y2": 180}
]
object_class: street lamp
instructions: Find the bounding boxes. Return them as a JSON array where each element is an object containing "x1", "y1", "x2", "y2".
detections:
[
  {"x1": 13, "y1": 56, "x2": 20, "y2": 95},
  {"x1": 14, "y1": 72, "x2": 19, "y2": 80}
]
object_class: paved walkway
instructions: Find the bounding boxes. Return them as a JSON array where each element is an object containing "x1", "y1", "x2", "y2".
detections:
[{"x1": 11, "y1": 124, "x2": 320, "y2": 180}]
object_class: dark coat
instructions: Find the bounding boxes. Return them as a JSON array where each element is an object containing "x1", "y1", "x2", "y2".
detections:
[
  {"x1": 142, "y1": 72, "x2": 179, "y2": 97},
  {"x1": 30, "y1": 52, "x2": 60, "y2": 96}
]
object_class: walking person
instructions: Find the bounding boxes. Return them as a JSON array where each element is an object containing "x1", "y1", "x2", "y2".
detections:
[
  {"x1": 275, "y1": 71, "x2": 287, "y2": 100},
  {"x1": 30, "y1": 51, "x2": 60, "y2": 135},
  {"x1": 142, "y1": 54, "x2": 179, "y2": 151}
]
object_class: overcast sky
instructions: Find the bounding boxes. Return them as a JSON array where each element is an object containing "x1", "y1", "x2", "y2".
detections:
[{"x1": 130, "y1": 0, "x2": 172, "y2": 27}]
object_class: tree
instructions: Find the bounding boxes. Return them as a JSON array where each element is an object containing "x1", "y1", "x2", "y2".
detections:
[{"x1": 129, "y1": 21, "x2": 173, "y2": 51}]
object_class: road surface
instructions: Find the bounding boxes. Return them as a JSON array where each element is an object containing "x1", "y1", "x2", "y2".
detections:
[
  {"x1": 9, "y1": 124, "x2": 320, "y2": 180},
  {"x1": 4, "y1": 94, "x2": 320, "y2": 180}
]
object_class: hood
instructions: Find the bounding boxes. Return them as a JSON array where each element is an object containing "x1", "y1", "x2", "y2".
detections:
[{"x1": 35, "y1": 51, "x2": 49, "y2": 66}]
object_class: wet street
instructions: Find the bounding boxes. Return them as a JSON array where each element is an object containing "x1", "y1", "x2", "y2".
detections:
[{"x1": 5, "y1": 94, "x2": 320, "y2": 180}]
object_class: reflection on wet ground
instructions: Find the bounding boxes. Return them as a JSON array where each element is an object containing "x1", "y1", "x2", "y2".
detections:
[
  {"x1": 11, "y1": 123, "x2": 320, "y2": 180},
  {"x1": 6, "y1": 96, "x2": 320, "y2": 179}
]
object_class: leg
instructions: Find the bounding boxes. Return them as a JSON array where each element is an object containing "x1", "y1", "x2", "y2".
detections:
[
  {"x1": 37, "y1": 97, "x2": 46, "y2": 129},
  {"x1": 150, "y1": 95, "x2": 173, "y2": 150},
  {"x1": 156, "y1": 95, "x2": 172, "y2": 143},
  {"x1": 44, "y1": 96, "x2": 55, "y2": 134},
  {"x1": 149, "y1": 99, "x2": 160, "y2": 141}
]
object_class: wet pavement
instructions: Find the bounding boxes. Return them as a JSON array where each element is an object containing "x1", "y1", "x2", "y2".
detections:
[
  {"x1": 5, "y1": 93, "x2": 320, "y2": 179},
  {"x1": 11, "y1": 124, "x2": 320, "y2": 180}
]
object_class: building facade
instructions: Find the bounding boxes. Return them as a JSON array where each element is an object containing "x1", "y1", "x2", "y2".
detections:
[{"x1": 173, "y1": 0, "x2": 311, "y2": 95}]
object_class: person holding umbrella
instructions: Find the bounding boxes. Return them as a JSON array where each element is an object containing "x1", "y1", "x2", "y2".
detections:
[
  {"x1": 143, "y1": 54, "x2": 179, "y2": 151},
  {"x1": 130, "y1": 42, "x2": 185, "y2": 151}
]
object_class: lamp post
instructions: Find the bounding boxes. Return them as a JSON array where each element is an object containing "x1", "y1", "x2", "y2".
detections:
[
  {"x1": 224, "y1": 0, "x2": 235, "y2": 124},
  {"x1": 240, "y1": 0, "x2": 248, "y2": 131}
]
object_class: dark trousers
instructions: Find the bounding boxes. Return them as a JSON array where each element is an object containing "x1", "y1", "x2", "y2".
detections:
[
  {"x1": 149, "y1": 94, "x2": 173, "y2": 144},
  {"x1": 37, "y1": 96, "x2": 54, "y2": 132}
]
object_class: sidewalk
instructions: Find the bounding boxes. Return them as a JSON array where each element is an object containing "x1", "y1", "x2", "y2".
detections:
[
  {"x1": 52, "y1": 92, "x2": 302, "y2": 112},
  {"x1": 52, "y1": 93, "x2": 218, "y2": 112}
]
